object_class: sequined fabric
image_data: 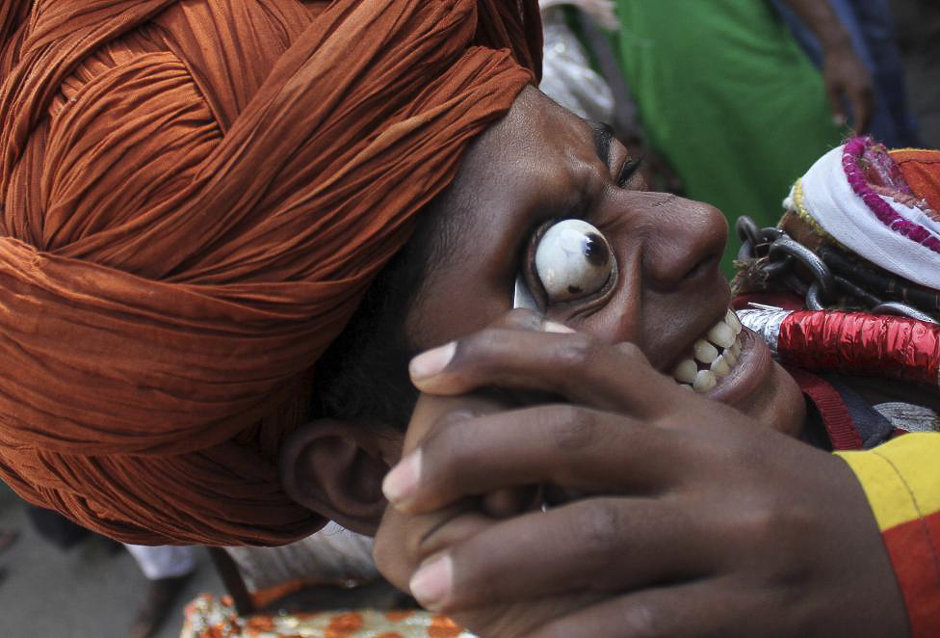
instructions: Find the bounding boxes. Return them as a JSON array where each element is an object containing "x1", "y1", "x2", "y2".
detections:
[
  {"x1": 181, "y1": 595, "x2": 475, "y2": 638},
  {"x1": 777, "y1": 311, "x2": 940, "y2": 388}
]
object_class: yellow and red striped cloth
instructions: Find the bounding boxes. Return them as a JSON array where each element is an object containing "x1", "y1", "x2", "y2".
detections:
[{"x1": 837, "y1": 433, "x2": 940, "y2": 637}]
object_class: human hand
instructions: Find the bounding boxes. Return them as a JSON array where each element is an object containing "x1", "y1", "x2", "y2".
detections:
[
  {"x1": 374, "y1": 311, "x2": 606, "y2": 636},
  {"x1": 822, "y1": 42, "x2": 874, "y2": 134},
  {"x1": 376, "y1": 311, "x2": 908, "y2": 637}
]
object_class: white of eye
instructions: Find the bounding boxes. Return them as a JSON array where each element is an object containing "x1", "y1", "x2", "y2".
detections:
[{"x1": 534, "y1": 219, "x2": 613, "y2": 302}]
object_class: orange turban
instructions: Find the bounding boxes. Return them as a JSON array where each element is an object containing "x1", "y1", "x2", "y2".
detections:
[
  {"x1": 892, "y1": 148, "x2": 940, "y2": 215},
  {"x1": 0, "y1": 1, "x2": 540, "y2": 545}
]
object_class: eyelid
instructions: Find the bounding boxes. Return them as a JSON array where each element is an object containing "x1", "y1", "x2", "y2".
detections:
[{"x1": 616, "y1": 156, "x2": 645, "y2": 187}]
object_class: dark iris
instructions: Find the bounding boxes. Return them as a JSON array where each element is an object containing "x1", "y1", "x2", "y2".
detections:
[{"x1": 584, "y1": 233, "x2": 610, "y2": 267}]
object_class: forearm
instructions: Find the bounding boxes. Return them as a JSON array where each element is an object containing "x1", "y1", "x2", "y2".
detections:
[{"x1": 780, "y1": 0, "x2": 851, "y2": 49}]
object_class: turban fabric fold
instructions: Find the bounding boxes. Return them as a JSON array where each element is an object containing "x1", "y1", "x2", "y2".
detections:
[{"x1": 0, "y1": 0, "x2": 540, "y2": 545}]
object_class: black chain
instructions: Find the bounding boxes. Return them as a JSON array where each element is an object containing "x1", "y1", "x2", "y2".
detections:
[{"x1": 735, "y1": 216, "x2": 938, "y2": 324}]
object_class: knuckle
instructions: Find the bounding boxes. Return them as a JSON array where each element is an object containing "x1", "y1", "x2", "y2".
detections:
[
  {"x1": 548, "y1": 405, "x2": 598, "y2": 452},
  {"x1": 612, "y1": 340, "x2": 644, "y2": 361},
  {"x1": 432, "y1": 408, "x2": 476, "y2": 433},
  {"x1": 550, "y1": 333, "x2": 600, "y2": 370},
  {"x1": 458, "y1": 327, "x2": 526, "y2": 375},
  {"x1": 373, "y1": 534, "x2": 413, "y2": 590},
  {"x1": 580, "y1": 500, "x2": 625, "y2": 566},
  {"x1": 622, "y1": 601, "x2": 670, "y2": 638},
  {"x1": 424, "y1": 419, "x2": 473, "y2": 471},
  {"x1": 503, "y1": 308, "x2": 544, "y2": 331},
  {"x1": 459, "y1": 328, "x2": 503, "y2": 362}
]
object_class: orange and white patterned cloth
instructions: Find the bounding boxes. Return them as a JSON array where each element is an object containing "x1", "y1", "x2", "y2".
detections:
[{"x1": 180, "y1": 594, "x2": 475, "y2": 638}]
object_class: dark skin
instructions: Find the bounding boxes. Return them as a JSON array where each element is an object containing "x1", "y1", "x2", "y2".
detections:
[
  {"x1": 783, "y1": 0, "x2": 874, "y2": 133},
  {"x1": 374, "y1": 87, "x2": 907, "y2": 636},
  {"x1": 281, "y1": 86, "x2": 908, "y2": 635},
  {"x1": 375, "y1": 313, "x2": 907, "y2": 637}
]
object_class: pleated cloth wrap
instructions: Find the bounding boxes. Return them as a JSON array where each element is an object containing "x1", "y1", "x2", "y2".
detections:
[{"x1": 0, "y1": 0, "x2": 540, "y2": 545}]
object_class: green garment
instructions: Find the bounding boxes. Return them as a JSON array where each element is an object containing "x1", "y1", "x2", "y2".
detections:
[{"x1": 615, "y1": 1, "x2": 845, "y2": 274}]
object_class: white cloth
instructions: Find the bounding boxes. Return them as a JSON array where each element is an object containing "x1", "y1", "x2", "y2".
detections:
[
  {"x1": 124, "y1": 543, "x2": 197, "y2": 580},
  {"x1": 874, "y1": 402, "x2": 940, "y2": 433},
  {"x1": 538, "y1": 6, "x2": 615, "y2": 124},
  {"x1": 793, "y1": 144, "x2": 940, "y2": 290},
  {"x1": 225, "y1": 521, "x2": 378, "y2": 592},
  {"x1": 538, "y1": 0, "x2": 619, "y2": 30}
]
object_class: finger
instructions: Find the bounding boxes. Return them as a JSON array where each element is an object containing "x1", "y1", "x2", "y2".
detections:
[
  {"x1": 449, "y1": 591, "x2": 605, "y2": 638},
  {"x1": 481, "y1": 485, "x2": 540, "y2": 518},
  {"x1": 409, "y1": 328, "x2": 677, "y2": 416},
  {"x1": 408, "y1": 497, "x2": 715, "y2": 613},
  {"x1": 483, "y1": 307, "x2": 549, "y2": 332},
  {"x1": 851, "y1": 87, "x2": 874, "y2": 134},
  {"x1": 527, "y1": 577, "x2": 757, "y2": 638},
  {"x1": 374, "y1": 505, "x2": 491, "y2": 591},
  {"x1": 382, "y1": 404, "x2": 682, "y2": 513},
  {"x1": 824, "y1": 77, "x2": 847, "y2": 128}
]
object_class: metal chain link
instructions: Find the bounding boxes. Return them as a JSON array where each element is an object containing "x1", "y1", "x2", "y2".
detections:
[{"x1": 735, "y1": 216, "x2": 938, "y2": 324}]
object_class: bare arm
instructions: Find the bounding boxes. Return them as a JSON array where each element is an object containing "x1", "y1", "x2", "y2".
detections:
[{"x1": 781, "y1": 0, "x2": 874, "y2": 132}]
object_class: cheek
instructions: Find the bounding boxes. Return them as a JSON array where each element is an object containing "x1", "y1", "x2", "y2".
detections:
[{"x1": 545, "y1": 249, "x2": 645, "y2": 346}]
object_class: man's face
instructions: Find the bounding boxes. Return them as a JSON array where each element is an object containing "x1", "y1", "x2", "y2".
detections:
[{"x1": 405, "y1": 86, "x2": 803, "y2": 435}]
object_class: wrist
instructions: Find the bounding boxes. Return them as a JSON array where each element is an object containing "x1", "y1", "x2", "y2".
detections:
[{"x1": 819, "y1": 28, "x2": 853, "y2": 52}]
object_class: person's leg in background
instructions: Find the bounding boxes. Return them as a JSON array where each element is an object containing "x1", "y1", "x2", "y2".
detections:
[{"x1": 123, "y1": 544, "x2": 197, "y2": 638}]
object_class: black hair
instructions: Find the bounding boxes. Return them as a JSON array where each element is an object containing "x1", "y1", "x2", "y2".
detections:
[{"x1": 310, "y1": 202, "x2": 446, "y2": 431}]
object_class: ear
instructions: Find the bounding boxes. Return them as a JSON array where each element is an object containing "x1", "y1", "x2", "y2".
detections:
[{"x1": 278, "y1": 419, "x2": 401, "y2": 537}]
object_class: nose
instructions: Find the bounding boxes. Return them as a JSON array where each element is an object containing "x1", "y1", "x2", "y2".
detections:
[{"x1": 634, "y1": 194, "x2": 728, "y2": 292}]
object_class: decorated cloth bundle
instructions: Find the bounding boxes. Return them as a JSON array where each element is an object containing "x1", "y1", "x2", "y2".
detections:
[
  {"x1": 0, "y1": 0, "x2": 540, "y2": 546},
  {"x1": 735, "y1": 138, "x2": 940, "y2": 635},
  {"x1": 737, "y1": 138, "x2": 940, "y2": 389}
]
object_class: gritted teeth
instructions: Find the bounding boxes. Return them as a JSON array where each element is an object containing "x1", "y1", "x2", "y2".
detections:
[
  {"x1": 674, "y1": 359, "x2": 698, "y2": 384},
  {"x1": 693, "y1": 369, "x2": 717, "y2": 392},
  {"x1": 707, "y1": 322, "x2": 735, "y2": 349},
  {"x1": 710, "y1": 355, "x2": 731, "y2": 377},
  {"x1": 725, "y1": 309, "x2": 742, "y2": 334},
  {"x1": 673, "y1": 309, "x2": 745, "y2": 393},
  {"x1": 693, "y1": 339, "x2": 719, "y2": 364}
]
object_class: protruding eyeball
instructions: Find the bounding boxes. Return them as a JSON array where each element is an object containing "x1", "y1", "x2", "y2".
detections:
[{"x1": 534, "y1": 219, "x2": 613, "y2": 303}]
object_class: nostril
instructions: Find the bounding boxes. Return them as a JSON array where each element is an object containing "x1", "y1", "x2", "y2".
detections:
[{"x1": 683, "y1": 252, "x2": 719, "y2": 283}]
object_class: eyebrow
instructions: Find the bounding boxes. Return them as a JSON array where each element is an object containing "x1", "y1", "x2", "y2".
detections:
[{"x1": 591, "y1": 121, "x2": 615, "y2": 168}]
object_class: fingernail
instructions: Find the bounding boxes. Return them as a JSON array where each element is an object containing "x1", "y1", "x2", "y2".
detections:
[
  {"x1": 382, "y1": 450, "x2": 422, "y2": 504},
  {"x1": 833, "y1": 114, "x2": 847, "y2": 127},
  {"x1": 409, "y1": 342, "x2": 456, "y2": 380},
  {"x1": 409, "y1": 555, "x2": 452, "y2": 610},
  {"x1": 541, "y1": 320, "x2": 575, "y2": 334}
]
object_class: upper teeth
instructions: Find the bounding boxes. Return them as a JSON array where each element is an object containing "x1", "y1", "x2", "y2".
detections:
[
  {"x1": 672, "y1": 310, "x2": 744, "y2": 394},
  {"x1": 693, "y1": 339, "x2": 719, "y2": 364}
]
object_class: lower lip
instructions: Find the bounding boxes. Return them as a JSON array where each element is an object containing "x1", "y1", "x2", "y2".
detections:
[{"x1": 705, "y1": 328, "x2": 772, "y2": 405}]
